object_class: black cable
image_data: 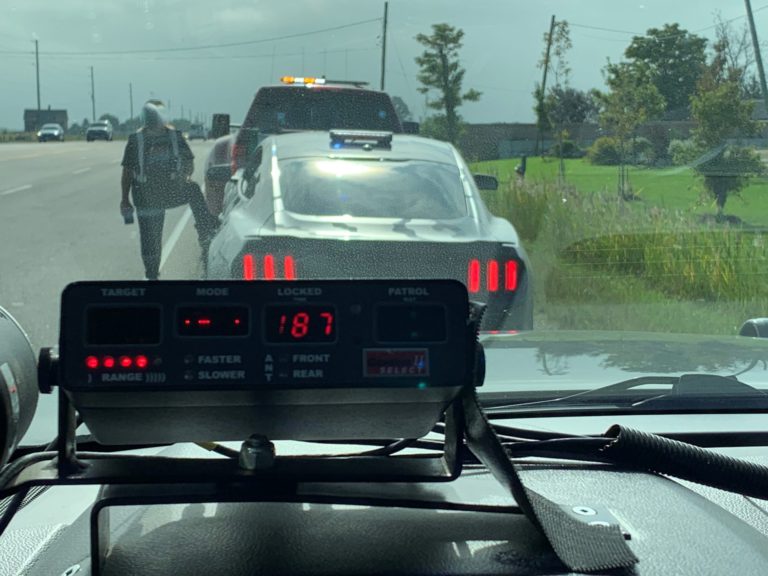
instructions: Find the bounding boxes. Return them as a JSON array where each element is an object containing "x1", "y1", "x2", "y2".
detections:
[
  {"x1": 602, "y1": 425, "x2": 768, "y2": 500},
  {"x1": 0, "y1": 486, "x2": 29, "y2": 538},
  {"x1": 491, "y1": 424, "x2": 580, "y2": 441},
  {"x1": 349, "y1": 439, "x2": 416, "y2": 457},
  {"x1": 0, "y1": 452, "x2": 57, "y2": 492}
]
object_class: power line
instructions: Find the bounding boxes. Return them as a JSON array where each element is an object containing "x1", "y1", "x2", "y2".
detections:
[
  {"x1": 569, "y1": 4, "x2": 768, "y2": 40},
  {"x1": 569, "y1": 23, "x2": 639, "y2": 36},
  {"x1": 12, "y1": 46, "x2": 376, "y2": 63},
  {"x1": 32, "y1": 17, "x2": 381, "y2": 57}
]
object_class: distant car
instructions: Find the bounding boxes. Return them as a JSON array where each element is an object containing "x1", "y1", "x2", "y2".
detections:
[
  {"x1": 37, "y1": 123, "x2": 64, "y2": 142},
  {"x1": 188, "y1": 123, "x2": 207, "y2": 141},
  {"x1": 86, "y1": 121, "x2": 113, "y2": 141},
  {"x1": 207, "y1": 130, "x2": 533, "y2": 331},
  {"x1": 204, "y1": 76, "x2": 407, "y2": 217}
]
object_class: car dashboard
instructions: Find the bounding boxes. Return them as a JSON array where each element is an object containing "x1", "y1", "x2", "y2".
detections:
[{"x1": 2, "y1": 279, "x2": 768, "y2": 575}]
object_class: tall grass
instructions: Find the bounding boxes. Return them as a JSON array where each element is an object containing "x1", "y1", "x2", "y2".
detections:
[{"x1": 480, "y1": 178, "x2": 768, "y2": 335}]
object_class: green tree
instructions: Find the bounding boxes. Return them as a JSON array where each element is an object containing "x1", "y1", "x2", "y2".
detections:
[
  {"x1": 714, "y1": 12, "x2": 762, "y2": 98},
  {"x1": 99, "y1": 113, "x2": 119, "y2": 127},
  {"x1": 533, "y1": 20, "x2": 573, "y2": 155},
  {"x1": 533, "y1": 20, "x2": 575, "y2": 181},
  {"x1": 415, "y1": 23, "x2": 481, "y2": 145},
  {"x1": 691, "y1": 50, "x2": 761, "y2": 217},
  {"x1": 419, "y1": 114, "x2": 466, "y2": 143},
  {"x1": 625, "y1": 23, "x2": 707, "y2": 118},
  {"x1": 391, "y1": 96, "x2": 413, "y2": 122},
  {"x1": 597, "y1": 62, "x2": 666, "y2": 198},
  {"x1": 544, "y1": 87, "x2": 600, "y2": 126}
]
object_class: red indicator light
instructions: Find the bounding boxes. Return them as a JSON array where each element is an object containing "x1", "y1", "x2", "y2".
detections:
[
  {"x1": 487, "y1": 259, "x2": 499, "y2": 292},
  {"x1": 505, "y1": 260, "x2": 519, "y2": 291},
  {"x1": 184, "y1": 319, "x2": 191, "y2": 326},
  {"x1": 135, "y1": 355, "x2": 149, "y2": 369},
  {"x1": 102, "y1": 356, "x2": 115, "y2": 369},
  {"x1": 264, "y1": 254, "x2": 276, "y2": 280},
  {"x1": 284, "y1": 255, "x2": 296, "y2": 280},
  {"x1": 234, "y1": 318, "x2": 241, "y2": 325},
  {"x1": 197, "y1": 318, "x2": 212, "y2": 326},
  {"x1": 468, "y1": 259, "x2": 481, "y2": 293},
  {"x1": 85, "y1": 356, "x2": 99, "y2": 369},
  {"x1": 119, "y1": 356, "x2": 133, "y2": 368},
  {"x1": 243, "y1": 254, "x2": 255, "y2": 280}
]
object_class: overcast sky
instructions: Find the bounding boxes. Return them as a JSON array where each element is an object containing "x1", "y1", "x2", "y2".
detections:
[{"x1": 2, "y1": 0, "x2": 766, "y2": 130}]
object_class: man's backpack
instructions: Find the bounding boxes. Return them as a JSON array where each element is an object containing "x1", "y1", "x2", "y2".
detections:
[{"x1": 132, "y1": 128, "x2": 188, "y2": 209}]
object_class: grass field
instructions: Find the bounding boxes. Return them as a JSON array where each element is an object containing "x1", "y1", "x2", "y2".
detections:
[
  {"x1": 471, "y1": 156, "x2": 768, "y2": 335},
  {"x1": 472, "y1": 157, "x2": 768, "y2": 228}
]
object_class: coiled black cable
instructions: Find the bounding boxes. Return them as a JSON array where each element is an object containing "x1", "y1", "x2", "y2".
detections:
[{"x1": 602, "y1": 425, "x2": 768, "y2": 500}]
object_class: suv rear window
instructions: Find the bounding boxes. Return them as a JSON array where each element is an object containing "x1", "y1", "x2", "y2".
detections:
[{"x1": 245, "y1": 87, "x2": 401, "y2": 133}]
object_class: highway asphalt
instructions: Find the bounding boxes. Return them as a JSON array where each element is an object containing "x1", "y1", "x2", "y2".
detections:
[{"x1": 0, "y1": 139, "x2": 214, "y2": 444}]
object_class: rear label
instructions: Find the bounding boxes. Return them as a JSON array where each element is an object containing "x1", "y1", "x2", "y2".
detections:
[{"x1": 364, "y1": 349, "x2": 429, "y2": 377}]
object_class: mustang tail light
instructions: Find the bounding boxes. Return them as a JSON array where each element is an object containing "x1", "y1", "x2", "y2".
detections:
[
  {"x1": 242, "y1": 254, "x2": 297, "y2": 281},
  {"x1": 467, "y1": 259, "x2": 518, "y2": 293}
]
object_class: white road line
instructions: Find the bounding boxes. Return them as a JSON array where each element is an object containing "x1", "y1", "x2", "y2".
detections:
[
  {"x1": 0, "y1": 184, "x2": 32, "y2": 196},
  {"x1": 160, "y1": 208, "x2": 192, "y2": 271},
  {"x1": 72, "y1": 167, "x2": 91, "y2": 175}
]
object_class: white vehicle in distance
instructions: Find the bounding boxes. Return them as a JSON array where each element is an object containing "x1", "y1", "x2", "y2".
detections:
[
  {"x1": 86, "y1": 120, "x2": 114, "y2": 142},
  {"x1": 37, "y1": 123, "x2": 64, "y2": 142}
]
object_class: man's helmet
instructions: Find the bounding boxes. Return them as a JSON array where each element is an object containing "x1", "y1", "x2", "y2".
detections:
[{"x1": 141, "y1": 100, "x2": 168, "y2": 129}]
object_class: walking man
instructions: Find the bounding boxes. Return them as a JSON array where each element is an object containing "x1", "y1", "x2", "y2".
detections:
[{"x1": 120, "y1": 100, "x2": 218, "y2": 280}]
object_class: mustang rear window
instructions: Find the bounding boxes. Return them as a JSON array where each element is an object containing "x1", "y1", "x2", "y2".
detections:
[{"x1": 278, "y1": 159, "x2": 467, "y2": 219}]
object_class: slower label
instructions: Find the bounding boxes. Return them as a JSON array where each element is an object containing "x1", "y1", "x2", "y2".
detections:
[{"x1": 198, "y1": 370, "x2": 246, "y2": 380}]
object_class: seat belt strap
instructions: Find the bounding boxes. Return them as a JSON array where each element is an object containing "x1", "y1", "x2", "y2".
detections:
[{"x1": 461, "y1": 389, "x2": 638, "y2": 572}]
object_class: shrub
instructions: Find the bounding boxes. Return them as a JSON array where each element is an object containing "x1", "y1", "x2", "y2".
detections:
[
  {"x1": 668, "y1": 139, "x2": 702, "y2": 166},
  {"x1": 630, "y1": 137, "x2": 655, "y2": 166},
  {"x1": 549, "y1": 139, "x2": 584, "y2": 159},
  {"x1": 586, "y1": 136, "x2": 621, "y2": 165}
]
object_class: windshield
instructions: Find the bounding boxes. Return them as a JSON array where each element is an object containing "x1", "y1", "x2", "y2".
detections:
[
  {"x1": 3, "y1": 0, "x2": 768, "y2": 447},
  {"x1": 279, "y1": 158, "x2": 467, "y2": 218}
]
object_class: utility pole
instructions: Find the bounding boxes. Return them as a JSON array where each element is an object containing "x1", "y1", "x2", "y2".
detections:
[
  {"x1": 380, "y1": 1, "x2": 389, "y2": 90},
  {"x1": 270, "y1": 44, "x2": 276, "y2": 81},
  {"x1": 129, "y1": 82, "x2": 134, "y2": 120},
  {"x1": 745, "y1": 0, "x2": 768, "y2": 107},
  {"x1": 90, "y1": 66, "x2": 96, "y2": 122},
  {"x1": 535, "y1": 15, "x2": 556, "y2": 156},
  {"x1": 34, "y1": 40, "x2": 41, "y2": 114}
]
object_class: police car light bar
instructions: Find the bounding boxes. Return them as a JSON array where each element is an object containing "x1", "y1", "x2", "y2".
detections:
[
  {"x1": 281, "y1": 76, "x2": 326, "y2": 86},
  {"x1": 330, "y1": 130, "x2": 393, "y2": 149}
]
